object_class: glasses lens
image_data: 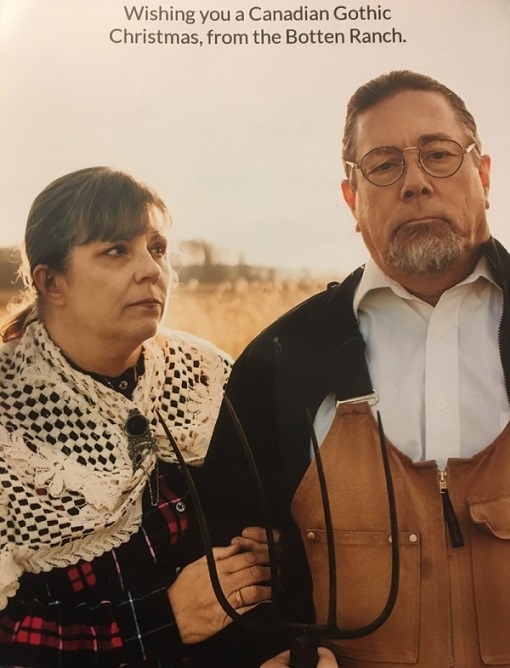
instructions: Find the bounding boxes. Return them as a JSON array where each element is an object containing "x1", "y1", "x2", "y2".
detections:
[
  {"x1": 419, "y1": 139, "x2": 463, "y2": 178},
  {"x1": 360, "y1": 147, "x2": 404, "y2": 186}
]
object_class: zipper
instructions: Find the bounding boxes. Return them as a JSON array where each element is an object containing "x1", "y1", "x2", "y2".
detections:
[
  {"x1": 439, "y1": 469, "x2": 457, "y2": 667},
  {"x1": 438, "y1": 469, "x2": 464, "y2": 548},
  {"x1": 447, "y1": 619, "x2": 455, "y2": 668}
]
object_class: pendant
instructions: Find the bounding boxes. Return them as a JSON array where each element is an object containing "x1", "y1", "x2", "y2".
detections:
[{"x1": 124, "y1": 409, "x2": 159, "y2": 505}]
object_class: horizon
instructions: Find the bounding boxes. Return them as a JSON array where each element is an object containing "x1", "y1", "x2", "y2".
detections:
[{"x1": 1, "y1": 0, "x2": 510, "y2": 276}]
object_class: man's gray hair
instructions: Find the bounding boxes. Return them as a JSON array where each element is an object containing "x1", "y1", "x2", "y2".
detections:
[{"x1": 342, "y1": 70, "x2": 482, "y2": 184}]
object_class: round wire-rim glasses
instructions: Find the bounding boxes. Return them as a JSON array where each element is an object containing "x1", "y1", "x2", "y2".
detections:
[{"x1": 345, "y1": 138, "x2": 478, "y2": 187}]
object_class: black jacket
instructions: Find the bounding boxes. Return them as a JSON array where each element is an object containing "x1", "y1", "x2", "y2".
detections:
[{"x1": 195, "y1": 236, "x2": 510, "y2": 658}]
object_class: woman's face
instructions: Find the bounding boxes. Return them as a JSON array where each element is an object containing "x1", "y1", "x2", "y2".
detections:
[{"x1": 52, "y1": 224, "x2": 171, "y2": 351}]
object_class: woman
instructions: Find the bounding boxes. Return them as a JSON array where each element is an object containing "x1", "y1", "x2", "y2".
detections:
[{"x1": 0, "y1": 167, "x2": 280, "y2": 667}]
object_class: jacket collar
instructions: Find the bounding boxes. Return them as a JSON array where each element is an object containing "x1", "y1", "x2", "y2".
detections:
[{"x1": 481, "y1": 237, "x2": 510, "y2": 287}]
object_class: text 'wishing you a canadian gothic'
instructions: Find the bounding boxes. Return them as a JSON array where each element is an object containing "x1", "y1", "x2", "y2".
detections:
[{"x1": 108, "y1": 4, "x2": 408, "y2": 47}]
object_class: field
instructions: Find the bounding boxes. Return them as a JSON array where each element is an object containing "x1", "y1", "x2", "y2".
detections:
[
  {"x1": 165, "y1": 279, "x2": 330, "y2": 357},
  {"x1": 0, "y1": 279, "x2": 330, "y2": 359}
]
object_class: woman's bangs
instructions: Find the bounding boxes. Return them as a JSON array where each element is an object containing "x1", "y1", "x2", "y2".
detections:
[
  {"x1": 84, "y1": 204, "x2": 153, "y2": 243},
  {"x1": 78, "y1": 183, "x2": 168, "y2": 244}
]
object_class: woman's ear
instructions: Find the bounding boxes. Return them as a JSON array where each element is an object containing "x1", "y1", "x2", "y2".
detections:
[{"x1": 32, "y1": 265, "x2": 66, "y2": 305}]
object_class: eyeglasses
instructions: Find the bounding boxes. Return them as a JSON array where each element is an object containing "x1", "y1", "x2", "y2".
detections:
[{"x1": 345, "y1": 139, "x2": 477, "y2": 187}]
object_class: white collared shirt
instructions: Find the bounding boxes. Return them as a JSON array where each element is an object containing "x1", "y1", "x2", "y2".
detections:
[{"x1": 314, "y1": 257, "x2": 510, "y2": 468}]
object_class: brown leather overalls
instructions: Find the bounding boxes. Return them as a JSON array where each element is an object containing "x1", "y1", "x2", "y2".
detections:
[{"x1": 291, "y1": 402, "x2": 510, "y2": 667}]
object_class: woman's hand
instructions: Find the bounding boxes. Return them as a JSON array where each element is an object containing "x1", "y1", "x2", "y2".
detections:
[
  {"x1": 231, "y1": 525, "x2": 281, "y2": 552},
  {"x1": 260, "y1": 647, "x2": 339, "y2": 667},
  {"x1": 168, "y1": 540, "x2": 272, "y2": 643}
]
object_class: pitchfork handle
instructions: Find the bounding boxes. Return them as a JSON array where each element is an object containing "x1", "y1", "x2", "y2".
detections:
[{"x1": 290, "y1": 634, "x2": 319, "y2": 668}]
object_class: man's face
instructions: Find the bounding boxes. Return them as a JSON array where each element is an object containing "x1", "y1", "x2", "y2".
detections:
[{"x1": 341, "y1": 91, "x2": 491, "y2": 281}]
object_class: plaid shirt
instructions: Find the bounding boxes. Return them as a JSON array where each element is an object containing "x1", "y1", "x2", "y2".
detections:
[
  {"x1": 0, "y1": 349, "x2": 283, "y2": 668},
  {"x1": 0, "y1": 461, "x2": 197, "y2": 667}
]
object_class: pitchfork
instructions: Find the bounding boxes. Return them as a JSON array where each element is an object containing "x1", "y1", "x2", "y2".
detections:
[{"x1": 157, "y1": 395, "x2": 400, "y2": 668}]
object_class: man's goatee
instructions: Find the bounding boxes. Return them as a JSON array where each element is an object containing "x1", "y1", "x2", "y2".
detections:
[{"x1": 385, "y1": 223, "x2": 465, "y2": 275}]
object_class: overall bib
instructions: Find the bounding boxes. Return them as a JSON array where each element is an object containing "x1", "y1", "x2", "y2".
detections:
[{"x1": 291, "y1": 402, "x2": 510, "y2": 667}]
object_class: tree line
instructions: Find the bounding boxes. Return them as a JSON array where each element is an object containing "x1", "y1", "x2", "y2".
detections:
[{"x1": 0, "y1": 239, "x2": 303, "y2": 291}]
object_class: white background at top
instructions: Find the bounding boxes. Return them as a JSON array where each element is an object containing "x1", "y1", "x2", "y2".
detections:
[{"x1": 1, "y1": 0, "x2": 510, "y2": 276}]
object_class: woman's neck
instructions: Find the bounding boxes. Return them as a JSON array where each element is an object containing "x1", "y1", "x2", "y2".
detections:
[{"x1": 43, "y1": 318, "x2": 143, "y2": 376}]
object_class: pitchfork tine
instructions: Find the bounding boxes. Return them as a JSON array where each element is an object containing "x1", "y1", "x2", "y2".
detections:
[{"x1": 156, "y1": 409, "x2": 268, "y2": 633}]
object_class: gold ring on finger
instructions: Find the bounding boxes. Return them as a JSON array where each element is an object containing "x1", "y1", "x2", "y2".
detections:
[{"x1": 235, "y1": 589, "x2": 244, "y2": 607}]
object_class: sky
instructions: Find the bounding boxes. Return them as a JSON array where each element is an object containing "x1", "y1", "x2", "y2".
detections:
[{"x1": 1, "y1": 0, "x2": 510, "y2": 276}]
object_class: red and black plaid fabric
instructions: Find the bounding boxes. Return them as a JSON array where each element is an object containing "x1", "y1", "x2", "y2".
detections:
[{"x1": 0, "y1": 462, "x2": 195, "y2": 667}]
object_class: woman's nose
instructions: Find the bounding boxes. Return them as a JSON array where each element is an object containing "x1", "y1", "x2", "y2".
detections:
[{"x1": 136, "y1": 251, "x2": 163, "y2": 282}]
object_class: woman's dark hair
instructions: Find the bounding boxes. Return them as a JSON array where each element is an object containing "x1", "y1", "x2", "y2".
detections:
[
  {"x1": 342, "y1": 70, "x2": 482, "y2": 184},
  {"x1": 1, "y1": 166, "x2": 170, "y2": 342}
]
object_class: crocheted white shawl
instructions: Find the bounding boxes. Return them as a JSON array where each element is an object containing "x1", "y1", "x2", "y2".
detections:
[{"x1": 0, "y1": 321, "x2": 232, "y2": 610}]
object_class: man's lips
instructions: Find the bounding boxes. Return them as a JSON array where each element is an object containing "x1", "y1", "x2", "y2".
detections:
[
  {"x1": 402, "y1": 215, "x2": 447, "y2": 225},
  {"x1": 393, "y1": 216, "x2": 449, "y2": 234}
]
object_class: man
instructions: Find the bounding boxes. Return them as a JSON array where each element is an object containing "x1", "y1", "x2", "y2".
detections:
[{"x1": 201, "y1": 71, "x2": 510, "y2": 666}]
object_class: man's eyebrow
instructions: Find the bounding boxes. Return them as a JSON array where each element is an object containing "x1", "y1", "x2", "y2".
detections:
[
  {"x1": 367, "y1": 133, "x2": 454, "y2": 152},
  {"x1": 418, "y1": 132, "x2": 453, "y2": 143}
]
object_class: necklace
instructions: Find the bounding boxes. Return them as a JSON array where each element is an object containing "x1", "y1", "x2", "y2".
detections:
[{"x1": 95, "y1": 354, "x2": 145, "y2": 397}]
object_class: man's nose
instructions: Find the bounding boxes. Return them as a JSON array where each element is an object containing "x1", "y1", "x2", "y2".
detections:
[{"x1": 399, "y1": 148, "x2": 433, "y2": 200}]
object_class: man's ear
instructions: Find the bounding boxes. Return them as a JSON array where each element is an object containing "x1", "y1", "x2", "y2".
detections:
[
  {"x1": 479, "y1": 154, "x2": 491, "y2": 210},
  {"x1": 341, "y1": 179, "x2": 356, "y2": 214},
  {"x1": 341, "y1": 179, "x2": 361, "y2": 231},
  {"x1": 32, "y1": 265, "x2": 66, "y2": 305}
]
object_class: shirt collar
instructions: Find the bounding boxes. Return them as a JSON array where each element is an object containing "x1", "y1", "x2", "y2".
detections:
[{"x1": 353, "y1": 255, "x2": 500, "y2": 317}]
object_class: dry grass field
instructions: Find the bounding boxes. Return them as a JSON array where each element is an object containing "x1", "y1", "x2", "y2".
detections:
[
  {"x1": 165, "y1": 279, "x2": 330, "y2": 358},
  {"x1": 0, "y1": 279, "x2": 331, "y2": 359}
]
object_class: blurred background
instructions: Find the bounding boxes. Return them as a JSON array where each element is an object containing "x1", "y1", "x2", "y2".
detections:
[{"x1": 1, "y1": 0, "x2": 509, "y2": 356}]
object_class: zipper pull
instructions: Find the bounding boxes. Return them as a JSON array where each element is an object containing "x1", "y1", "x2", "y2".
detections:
[
  {"x1": 438, "y1": 469, "x2": 464, "y2": 548},
  {"x1": 439, "y1": 469, "x2": 448, "y2": 492}
]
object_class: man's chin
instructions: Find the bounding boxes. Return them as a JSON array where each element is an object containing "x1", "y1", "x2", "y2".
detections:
[{"x1": 385, "y1": 227, "x2": 465, "y2": 276}]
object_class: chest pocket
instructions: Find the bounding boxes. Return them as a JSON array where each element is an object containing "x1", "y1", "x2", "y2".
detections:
[
  {"x1": 469, "y1": 491, "x2": 510, "y2": 665},
  {"x1": 302, "y1": 528, "x2": 420, "y2": 664}
]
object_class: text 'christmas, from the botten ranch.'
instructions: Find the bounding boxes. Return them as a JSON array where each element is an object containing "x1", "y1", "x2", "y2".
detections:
[{"x1": 109, "y1": 4, "x2": 408, "y2": 47}]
